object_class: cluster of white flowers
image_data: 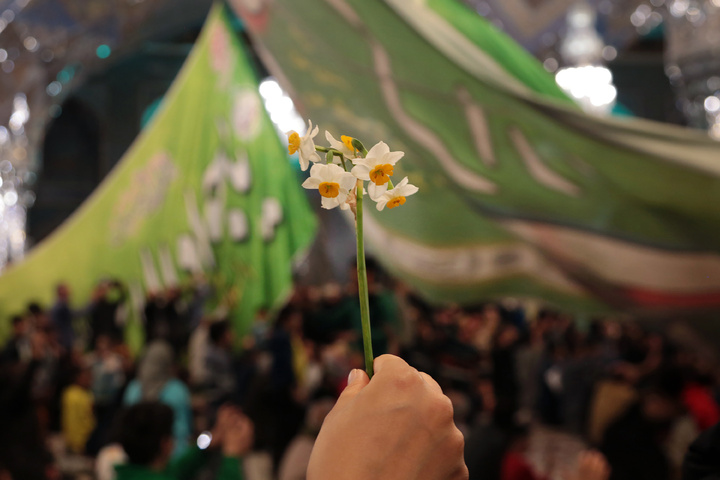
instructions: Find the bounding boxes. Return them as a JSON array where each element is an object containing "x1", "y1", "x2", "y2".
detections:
[{"x1": 288, "y1": 120, "x2": 418, "y2": 212}]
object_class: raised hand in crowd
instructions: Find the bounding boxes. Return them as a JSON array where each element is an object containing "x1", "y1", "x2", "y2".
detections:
[{"x1": 575, "y1": 450, "x2": 611, "y2": 480}]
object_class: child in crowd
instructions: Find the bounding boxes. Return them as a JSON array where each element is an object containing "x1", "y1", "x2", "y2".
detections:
[{"x1": 62, "y1": 365, "x2": 96, "y2": 454}]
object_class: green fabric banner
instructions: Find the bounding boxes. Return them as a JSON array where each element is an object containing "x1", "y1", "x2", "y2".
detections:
[
  {"x1": 233, "y1": 0, "x2": 720, "y2": 315},
  {"x1": 0, "y1": 5, "x2": 316, "y2": 347}
]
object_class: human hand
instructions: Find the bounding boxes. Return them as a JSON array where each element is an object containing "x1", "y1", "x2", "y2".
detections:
[
  {"x1": 222, "y1": 411, "x2": 254, "y2": 458},
  {"x1": 210, "y1": 404, "x2": 237, "y2": 448},
  {"x1": 575, "y1": 450, "x2": 610, "y2": 480},
  {"x1": 307, "y1": 355, "x2": 468, "y2": 480}
]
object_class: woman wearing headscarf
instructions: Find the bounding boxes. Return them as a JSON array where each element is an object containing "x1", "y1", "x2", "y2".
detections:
[{"x1": 123, "y1": 341, "x2": 192, "y2": 457}]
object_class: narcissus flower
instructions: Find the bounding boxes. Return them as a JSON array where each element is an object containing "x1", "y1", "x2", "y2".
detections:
[
  {"x1": 375, "y1": 177, "x2": 418, "y2": 211},
  {"x1": 325, "y1": 131, "x2": 357, "y2": 159},
  {"x1": 302, "y1": 163, "x2": 357, "y2": 210},
  {"x1": 351, "y1": 141, "x2": 404, "y2": 200},
  {"x1": 287, "y1": 120, "x2": 321, "y2": 171}
]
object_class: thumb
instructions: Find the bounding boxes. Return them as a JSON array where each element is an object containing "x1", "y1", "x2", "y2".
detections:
[{"x1": 334, "y1": 369, "x2": 370, "y2": 410}]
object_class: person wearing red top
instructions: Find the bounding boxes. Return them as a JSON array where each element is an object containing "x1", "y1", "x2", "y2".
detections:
[
  {"x1": 683, "y1": 382, "x2": 720, "y2": 431},
  {"x1": 500, "y1": 424, "x2": 610, "y2": 480},
  {"x1": 501, "y1": 450, "x2": 547, "y2": 480}
]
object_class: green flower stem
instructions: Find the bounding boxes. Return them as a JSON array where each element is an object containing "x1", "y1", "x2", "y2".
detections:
[
  {"x1": 355, "y1": 179, "x2": 374, "y2": 378},
  {"x1": 388, "y1": 178, "x2": 395, "y2": 189},
  {"x1": 315, "y1": 146, "x2": 330, "y2": 153},
  {"x1": 335, "y1": 152, "x2": 349, "y2": 172}
]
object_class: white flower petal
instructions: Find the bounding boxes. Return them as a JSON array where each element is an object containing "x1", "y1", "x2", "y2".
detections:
[
  {"x1": 400, "y1": 183, "x2": 419, "y2": 197},
  {"x1": 302, "y1": 177, "x2": 321, "y2": 189},
  {"x1": 351, "y1": 165, "x2": 370, "y2": 181},
  {"x1": 326, "y1": 164, "x2": 345, "y2": 179},
  {"x1": 305, "y1": 120, "x2": 319, "y2": 140},
  {"x1": 316, "y1": 164, "x2": 333, "y2": 181},
  {"x1": 368, "y1": 182, "x2": 388, "y2": 201},
  {"x1": 339, "y1": 173, "x2": 357, "y2": 192},
  {"x1": 321, "y1": 196, "x2": 342, "y2": 210},
  {"x1": 376, "y1": 198, "x2": 388, "y2": 211},
  {"x1": 310, "y1": 152, "x2": 323, "y2": 164},
  {"x1": 385, "y1": 151, "x2": 405, "y2": 165},
  {"x1": 298, "y1": 155, "x2": 309, "y2": 171},
  {"x1": 308, "y1": 164, "x2": 324, "y2": 178},
  {"x1": 366, "y1": 141, "x2": 389, "y2": 159},
  {"x1": 325, "y1": 131, "x2": 338, "y2": 145},
  {"x1": 395, "y1": 176, "x2": 409, "y2": 189}
]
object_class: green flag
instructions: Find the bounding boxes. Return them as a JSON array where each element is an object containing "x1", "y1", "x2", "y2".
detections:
[
  {"x1": 233, "y1": 0, "x2": 720, "y2": 314},
  {"x1": 0, "y1": 5, "x2": 316, "y2": 348}
]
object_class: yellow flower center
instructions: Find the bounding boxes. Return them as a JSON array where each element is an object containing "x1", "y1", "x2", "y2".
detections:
[
  {"x1": 387, "y1": 196, "x2": 406, "y2": 209},
  {"x1": 341, "y1": 135, "x2": 355, "y2": 153},
  {"x1": 288, "y1": 132, "x2": 301, "y2": 154},
  {"x1": 318, "y1": 182, "x2": 341, "y2": 198},
  {"x1": 369, "y1": 164, "x2": 394, "y2": 185}
]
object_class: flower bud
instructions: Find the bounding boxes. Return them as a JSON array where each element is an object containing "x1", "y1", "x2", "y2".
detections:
[{"x1": 351, "y1": 138, "x2": 368, "y2": 156}]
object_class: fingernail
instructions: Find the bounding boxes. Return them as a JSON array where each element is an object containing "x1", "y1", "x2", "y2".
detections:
[{"x1": 348, "y1": 369, "x2": 360, "y2": 384}]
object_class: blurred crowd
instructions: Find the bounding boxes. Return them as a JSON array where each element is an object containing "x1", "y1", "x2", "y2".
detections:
[{"x1": 1, "y1": 259, "x2": 720, "y2": 480}]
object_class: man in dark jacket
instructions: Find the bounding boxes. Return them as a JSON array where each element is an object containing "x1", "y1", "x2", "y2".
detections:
[
  {"x1": 601, "y1": 368, "x2": 684, "y2": 480},
  {"x1": 0, "y1": 332, "x2": 56, "y2": 480},
  {"x1": 50, "y1": 284, "x2": 75, "y2": 350}
]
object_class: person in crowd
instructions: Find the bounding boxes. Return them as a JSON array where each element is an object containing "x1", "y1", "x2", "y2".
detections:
[
  {"x1": 86, "y1": 334, "x2": 128, "y2": 454},
  {"x1": 164, "y1": 287, "x2": 190, "y2": 353},
  {"x1": 123, "y1": 341, "x2": 192, "y2": 457},
  {"x1": 266, "y1": 306, "x2": 307, "y2": 470},
  {"x1": 186, "y1": 274, "x2": 213, "y2": 333},
  {"x1": 278, "y1": 397, "x2": 335, "y2": 480},
  {"x1": 682, "y1": 367, "x2": 720, "y2": 431},
  {"x1": 304, "y1": 282, "x2": 352, "y2": 346},
  {"x1": 188, "y1": 316, "x2": 212, "y2": 388},
  {"x1": 143, "y1": 287, "x2": 190, "y2": 353},
  {"x1": 601, "y1": 367, "x2": 685, "y2": 480},
  {"x1": 26, "y1": 302, "x2": 50, "y2": 332},
  {"x1": 30, "y1": 323, "x2": 65, "y2": 437},
  {"x1": 7, "y1": 273, "x2": 720, "y2": 480},
  {"x1": 205, "y1": 320, "x2": 237, "y2": 407},
  {"x1": 0, "y1": 331, "x2": 58, "y2": 480},
  {"x1": 514, "y1": 317, "x2": 545, "y2": 421},
  {"x1": 115, "y1": 402, "x2": 253, "y2": 480},
  {"x1": 1, "y1": 315, "x2": 30, "y2": 364},
  {"x1": 144, "y1": 291, "x2": 169, "y2": 345},
  {"x1": 465, "y1": 408, "x2": 510, "y2": 480},
  {"x1": 62, "y1": 365, "x2": 96, "y2": 454},
  {"x1": 491, "y1": 322, "x2": 521, "y2": 416},
  {"x1": 499, "y1": 423, "x2": 545, "y2": 480},
  {"x1": 343, "y1": 258, "x2": 399, "y2": 356},
  {"x1": 50, "y1": 283, "x2": 75, "y2": 351},
  {"x1": 248, "y1": 307, "x2": 270, "y2": 348},
  {"x1": 90, "y1": 279, "x2": 127, "y2": 346},
  {"x1": 683, "y1": 420, "x2": 720, "y2": 480}
]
